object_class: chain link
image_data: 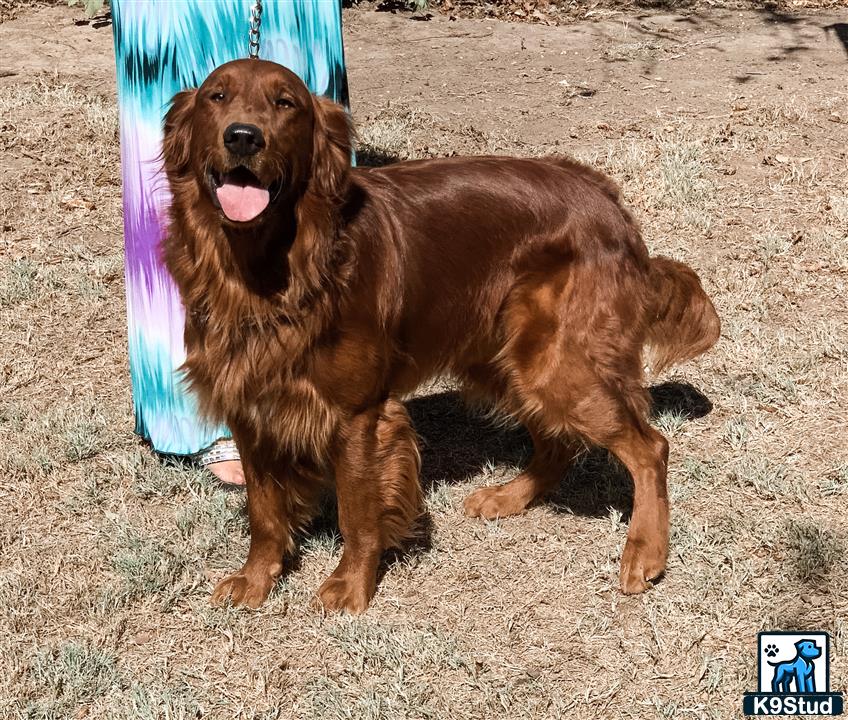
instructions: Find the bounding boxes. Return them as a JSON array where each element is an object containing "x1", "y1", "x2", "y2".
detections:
[{"x1": 248, "y1": 0, "x2": 262, "y2": 59}]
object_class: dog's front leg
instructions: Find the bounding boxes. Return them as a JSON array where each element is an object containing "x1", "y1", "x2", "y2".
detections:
[
  {"x1": 318, "y1": 399, "x2": 423, "y2": 614},
  {"x1": 211, "y1": 455, "x2": 317, "y2": 609}
]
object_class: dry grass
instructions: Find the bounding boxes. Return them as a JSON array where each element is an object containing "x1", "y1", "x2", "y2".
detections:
[
  {"x1": 2, "y1": 4, "x2": 848, "y2": 719},
  {"x1": 357, "y1": 102, "x2": 518, "y2": 164}
]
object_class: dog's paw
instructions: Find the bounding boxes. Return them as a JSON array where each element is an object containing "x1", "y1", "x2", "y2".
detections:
[
  {"x1": 463, "y1": 484, "x2": 529, "y2": 519},
  {"x1": 317, "y1": 573, "x2": 374, "y2": 614},
  {"x1": 210, "y1": 568, "x2": 277, "y2": 609},
  {"x1": 619, "y1": 539, "x2": 667, "y2": 595}
]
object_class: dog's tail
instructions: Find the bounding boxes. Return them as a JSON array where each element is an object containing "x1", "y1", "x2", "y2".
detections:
[{"x1": 645, "y1": 256, "x2": 721, "y2": 374}]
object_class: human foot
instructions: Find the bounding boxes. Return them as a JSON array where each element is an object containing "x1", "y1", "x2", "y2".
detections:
[
  {"x1": 207, "y1": 459, "x2": 245, "y2": 486},
  {"x1": 197, "y1": 439, "x2": 245, "y2": 486}
]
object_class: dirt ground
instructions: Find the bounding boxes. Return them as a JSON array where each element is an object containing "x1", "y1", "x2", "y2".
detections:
[{"x1": 1, "y1": 2, "x2": 847, "y2": 719}]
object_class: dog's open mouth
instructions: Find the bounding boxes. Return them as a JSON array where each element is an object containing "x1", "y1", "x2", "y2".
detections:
[{"x1": 208, "y1": 166, "x2": 282, "y2": 223}]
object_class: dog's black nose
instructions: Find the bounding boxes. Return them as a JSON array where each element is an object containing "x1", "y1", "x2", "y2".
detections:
[{"x1": 223, "y1": 123, "x2": 265, "y2": 157}]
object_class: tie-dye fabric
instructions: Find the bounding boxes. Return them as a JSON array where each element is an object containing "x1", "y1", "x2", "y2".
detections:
[{"x1": 111, "y1": 1, "x2": 348, "y2": 455}]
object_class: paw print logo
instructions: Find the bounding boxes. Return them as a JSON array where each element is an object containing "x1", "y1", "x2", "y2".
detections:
[{"x1": 764, "y1": 643, "x2": 779, "y2": 658}]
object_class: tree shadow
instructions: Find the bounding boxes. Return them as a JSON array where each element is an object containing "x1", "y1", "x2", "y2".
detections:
[
  {"x1": 824, "y1": 23, "x2": 848, "y2": 59},
  {"x1": 374, "y1": 0, "x2": 412, "y2": 12},
  {"x1": 593, "y1": 6, "x2": 827, "y2": 76},
  {"x1": 73, "y1": 12, "x2": 111, "y2": 29}
]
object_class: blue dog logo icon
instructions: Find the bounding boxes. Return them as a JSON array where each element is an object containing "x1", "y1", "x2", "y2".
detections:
[
  {"x1": 743, "y1": 631, "x2": 843, "y2": 716},
  {"x1": 770, "y1": 640, "x2": 822, "y2": 694}
]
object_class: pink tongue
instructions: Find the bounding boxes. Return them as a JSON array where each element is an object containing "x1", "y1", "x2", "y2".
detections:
[{"x1": 216, "y1": 181, "x2": 271, "y2": 222}]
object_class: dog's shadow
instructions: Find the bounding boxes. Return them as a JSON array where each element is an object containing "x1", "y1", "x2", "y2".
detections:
[
  {"x1": 304, "y1": 381, "x2": 712, "y2": 567},
  {"x1": 410, "y1": 381, "x2": 712, "y2": 521}
]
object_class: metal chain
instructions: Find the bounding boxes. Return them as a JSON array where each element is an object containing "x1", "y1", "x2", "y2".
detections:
[{"x1": 248, "y1": 0, "x2": 262, "y2": 59}]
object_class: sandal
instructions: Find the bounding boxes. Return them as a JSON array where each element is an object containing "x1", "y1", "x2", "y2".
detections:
[
  {"x1": 195, "y1": 438, "x2": 240, "y2": 466},
  {"x1": 194, "y1": 439, "x2": 244, "y2": 485}
]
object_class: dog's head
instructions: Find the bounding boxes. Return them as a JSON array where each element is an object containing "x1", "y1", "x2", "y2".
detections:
[
  {"x1": 162, "y1": 59, "x2": 352, "y2": 228},
  {"x1": 795, "y1": 640, "x2": 822, "y2": 660}
]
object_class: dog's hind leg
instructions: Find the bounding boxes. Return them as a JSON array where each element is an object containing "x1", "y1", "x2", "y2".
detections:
[
  {"x1": 476, "y1": 264, "x2": 669, "y2": 593},
  {"x1": 464, "y1": 428, "x2": 578, "y2": 519},
  {"x1": 539, "y1": 366, "x2": 669, "y2": 594},
  {"x1": 518, "y1": 378, "x2": 669, "y2": 594},
  {"x1": 319, "y1": 399, "x2": 423, "y2": 614},
  {"x1": 603, "y1": 422, "x2": 669, "y2": 594},
  {"x1": 535, "y1": 384, "x2": 669, "y2": 594}
]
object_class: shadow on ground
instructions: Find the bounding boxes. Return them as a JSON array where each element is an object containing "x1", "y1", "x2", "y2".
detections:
[
  {"x1": 303, "y1": 381, "x2": 712, "y2": 571},
  {"x1": 410, "y1": 381, "x2": 712, "y2": 516},
  {"x1": 356, "y1": 144, "x2": 402, "y2": 167},
  {"x1": 824, "y1": 22, "x2": 848, "y2": 58}
]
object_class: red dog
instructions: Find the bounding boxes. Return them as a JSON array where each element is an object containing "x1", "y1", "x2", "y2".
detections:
[{"x1": 162, "y1": 59, "x2": 719, "y2": 613}]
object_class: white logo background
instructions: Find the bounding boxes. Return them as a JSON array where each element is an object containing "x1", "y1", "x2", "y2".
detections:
[{"x1": 759, "y1": 632, "x2": 829, "y2": 693}]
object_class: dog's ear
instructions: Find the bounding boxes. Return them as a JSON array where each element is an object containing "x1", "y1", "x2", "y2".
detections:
[
  {"x1": 310, "y1": 94, "x2": 352, "y2": 200},
  {"x1": 162, "y1": 89, "x2": 197, "y2": 172}
]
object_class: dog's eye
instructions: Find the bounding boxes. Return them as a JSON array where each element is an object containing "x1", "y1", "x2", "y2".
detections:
[
  {"x1": 275, "y1": 97, "x2": 295, "y2": 109},
  {"x1": 210, "y1": 92, "x2": 226, "y2": 103}
]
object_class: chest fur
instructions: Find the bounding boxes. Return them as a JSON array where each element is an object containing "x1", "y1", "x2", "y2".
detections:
[{"x1": 185, "y1": 320, "x2": 338, "y2": 458}]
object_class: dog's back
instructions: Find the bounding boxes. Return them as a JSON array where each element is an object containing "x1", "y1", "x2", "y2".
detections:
[{"x1": 349, "y1": 156, "x2": 717, "y2": 392}]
